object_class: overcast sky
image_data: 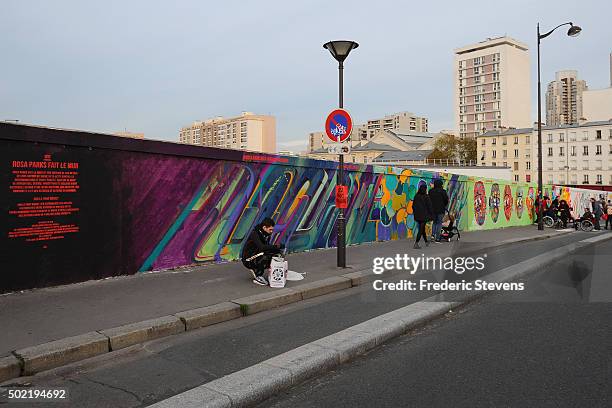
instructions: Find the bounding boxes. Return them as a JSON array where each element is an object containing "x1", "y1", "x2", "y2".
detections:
[{"x1": 2, "y1": 0, "x2": 610, "y2": 152}]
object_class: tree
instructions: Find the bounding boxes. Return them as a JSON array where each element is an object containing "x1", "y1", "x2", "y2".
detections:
[
  {"x1": 428, "y1": 133, "x2": 477, "y2": 164},
  {"x1": 428, "y1": 133, "x2": 458, "y2": 160}
]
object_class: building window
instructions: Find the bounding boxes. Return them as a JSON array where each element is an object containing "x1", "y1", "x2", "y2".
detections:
[
  {"x1": 583, "y1": 131, "x2": 588, "y2": 141},
  {"x1": 570, "y1": 132, "x2": 577, "y2": 141},
  {"x1": 514, "y1": 175, "x2": 519, "y2": 182},
  {"x1": 514, "y1": 162, "x2": 519, "y2": 171},
  {"x1": 526, "y1": 162, "x2": 531, "y2": 170},
  {"x1": 596, "y1": 174, "x2": 603, "y2": 184},
  {"x1": 502, "y1": 137, "x2": 507, "y2": 145},
  {"x1": 596, "y1": 145, "x2": 602, "y2": 155},
  {"x1": 596, "y1": 130, "x2": 602, "y2": 139},
  {"x1": 503, "y1": 162, "x2": 508, "y2": 167},
  {"x1": 503, "y1": 150, "x2": 507, "y2": 158},
  {"x1": 514, "y1": 136, "x2": 519, "y2": 144},
  {"x1": 514, "y1": 149, "x2": 519, "y2": 158},
  {"x1": 583, "y1": 146, "x2": 589, "y2": 155},
  {"x1": 559, "y1": 133, "x2": 564, "y2": 142},
  {"x1": 609, "y1": 129, "x2": 612, "y2": 139},
  {"x1": 481, "y1": 138, "x2": 486, "y2": 146},
  {"x1": 559, "y1": 146, "x2": 564, "y2": 156},
  {"x1": 492, "y1": 162, "x2": 496, "y2": 166},
  {"x1": 525, "y1": 136, "x2": 530, "y2": 144},
  {"x1": 571, "y1": 146, "x2": 576, "y2": 156},
  {"x1": 547, "y1": 133, "x2": 553, "y2": 142},
  {"x1": 583, "y1": 174, "x2": 589, "y2": 184},
  {"x1": 492, "y1": 138, "x2": 497, "y2": 145},
  {"x1": 547, "y1": 147, "x2": 553, "y2": 157}
]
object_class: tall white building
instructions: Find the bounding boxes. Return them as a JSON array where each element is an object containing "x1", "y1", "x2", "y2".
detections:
[
  {"x1": 454, "y1": 36, "x2": 532, "y2": 139},
  {"x1": 545, "y1": 70, "x2": 588, "y2": 126},
  {"x1": 179, "y1": 112, "x2": 276, "y2": 153}
]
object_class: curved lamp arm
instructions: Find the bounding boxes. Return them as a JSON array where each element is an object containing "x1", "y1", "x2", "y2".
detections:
[{"x1": 539, "y1": 22, "x2": 573, "y2": 39}]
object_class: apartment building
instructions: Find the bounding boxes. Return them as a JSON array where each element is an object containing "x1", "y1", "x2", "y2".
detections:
[
  {"x1": 545, "y1": 70, "x2": 588, "y2": 126},
  {"x1": 478, "y1": 128, "x2": 533, "y2": 183},
  {"x1": 179, "y1": 112, "x2": 276, "y2": 153},
  {"x1": 454, "y1": 37, "x2": 531, "y2": 139},
  {"x1": 364, "y1": 112, "x2": 428, "y2": 139},
  {"x1": 539, "y1": 121, "x2": 612, "y2": 186},
  {"x1": 478, "y1": 121, "x2": 612, "y2": 186}
]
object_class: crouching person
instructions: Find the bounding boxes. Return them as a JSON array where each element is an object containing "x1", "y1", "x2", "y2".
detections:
[{"x1": 241, "y1": 218, "x2": 284, "y2": 286}]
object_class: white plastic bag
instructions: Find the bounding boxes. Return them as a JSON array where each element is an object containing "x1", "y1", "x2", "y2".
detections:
[{"x1": 268, "y1": 256, "x2": 288, "y2": 288}]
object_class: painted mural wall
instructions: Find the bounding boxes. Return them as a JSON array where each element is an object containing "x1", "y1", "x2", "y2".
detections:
[
  {"x1": 552, "y1": 186, "x2": 612, "y2": 218},
  {"x1": 2, "y1": 124, "x2": 539, "y2": 292}
]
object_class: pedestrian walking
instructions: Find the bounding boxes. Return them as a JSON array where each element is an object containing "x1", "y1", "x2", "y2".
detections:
[
  {"x1": 590, "y1": 198, "x2": 603, "y2": 230},
  {"x1": 412, "y1": 184, "x2": 433, "y2": 249},
  {"x1": 428, "y1": 179, "x2": 449, "y2": 243},
  {"x1": 606, "y1": 200, "x2": 612, "y2": 230}
]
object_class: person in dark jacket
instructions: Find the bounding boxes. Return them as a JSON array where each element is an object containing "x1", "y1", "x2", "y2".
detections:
[
  {"x1": 428, "y1": 179, "x2": 449, "y2": 243},
  {"x1": 241, "y1": 218, "x2": 283, "y2": 286},
  {"x1": 412, "y1": 184, "x2": 433, "y2": 249},
  {"x1": 558, "y1": 199, "x2": 572, "y2": 228},
  {"x1": 590, "y1": 198, "x2": 603, "y2": 230}
]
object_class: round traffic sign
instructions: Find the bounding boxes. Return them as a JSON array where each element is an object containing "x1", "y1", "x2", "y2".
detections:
[{"x1": 325, "y1": 109, "x2": 352, "y2": 143}]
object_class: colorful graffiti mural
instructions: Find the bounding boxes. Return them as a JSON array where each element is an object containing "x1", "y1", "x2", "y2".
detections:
[
  {"x1": 552, "y1": 186, "x2": 612, "y2": 219},
  {"x1": 2, "y1": 123, "x2": 542, "y2": 292}
]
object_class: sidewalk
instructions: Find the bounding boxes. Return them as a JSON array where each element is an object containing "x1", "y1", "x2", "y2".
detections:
[{"x1": 0, "y1": 225, "x2": 568, "y2": 356}]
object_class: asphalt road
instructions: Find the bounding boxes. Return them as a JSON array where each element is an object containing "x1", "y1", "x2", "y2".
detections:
[
  {"x1": 262, "y1": 238, "x2": 612, "y2": 408},
  {"x1": 0, "y1": 231, "x2": 607, "y2": 407}
]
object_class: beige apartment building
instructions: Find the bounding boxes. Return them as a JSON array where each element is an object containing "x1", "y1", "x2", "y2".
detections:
[
  {"x1": 539, "y1": 121, "x2": 612, "y2": 186},
  {"x1": 454, "y1": 37, "x2": 531, "y2": 139},
  {"x1": 179, "y1": 112, "x2": 276, "y2": 153},
  {"x1": 478, "y1": 120, "x2": 612, "y2": 186},
  {"x1": 363, "y1": 112, "x2": 428, "y2": 139},
  {"x1": 113, "y1": 131, "x2": 144, "y2": 139},
  {"x1": 583, "y1": 87, "x2": 612, "y2": 122},
  {"x1": 478, "y1": 128, "x2": 533, "y2": 183},
  {"x1": 545, "y1": 70, "x2": 588, "y2": 126}
]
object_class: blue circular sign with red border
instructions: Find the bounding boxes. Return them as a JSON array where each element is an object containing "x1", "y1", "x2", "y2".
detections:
[{"x1": 325, "y1": 109, "x2": 352, "y2": 143}]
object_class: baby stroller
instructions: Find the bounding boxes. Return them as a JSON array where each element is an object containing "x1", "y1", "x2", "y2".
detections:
[{"x1": 439, "y1": 213, "x2": 460, "y2": 242}]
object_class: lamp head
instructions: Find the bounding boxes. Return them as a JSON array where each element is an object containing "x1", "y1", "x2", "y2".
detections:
[
  {"x1": 567, "y1": 24, "x2": 581, "y2": 37},
  {"x1": 323, "y1": 40, "x2": 359, "y2": 63}
]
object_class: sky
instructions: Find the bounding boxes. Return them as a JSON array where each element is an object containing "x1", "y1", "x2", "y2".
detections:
[{"x1": 1, "y1": 0, "x2": 611, "y2": 152}]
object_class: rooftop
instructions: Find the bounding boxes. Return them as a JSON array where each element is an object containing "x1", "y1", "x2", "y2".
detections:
[
  {"x1": 454, "y1": 36, "x2": 529, "y2": 54},
  {"x1": 372, "y1": 150, "x2": 432, "y2": 162}
]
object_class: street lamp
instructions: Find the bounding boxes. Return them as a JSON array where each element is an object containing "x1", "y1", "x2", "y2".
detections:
[
  {"x1": 323, "y1": 40, "x2": 358, "y2": 268},
  {"x1": 536, "y1": 22, "x2": 581, "y2": 230}
]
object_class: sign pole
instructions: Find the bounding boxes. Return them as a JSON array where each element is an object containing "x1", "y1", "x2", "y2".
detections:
[{"x1": 337, "y1": 61, "x2": 346, "y2": 268}]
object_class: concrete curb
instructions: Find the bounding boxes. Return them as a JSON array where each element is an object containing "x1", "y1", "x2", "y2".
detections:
[
  {"x1": 14, "y1": 332, "x2": 109, "y2": 376},
  {"x1": 0, "y1": 355, "x2": 21, "y2": 383},
  {"x1": 148, "y1": 232, "x2": 612, "y2": 408},
  {"x1": 98, "y1": 315, "x2": 184, "y2": 351},
  {"x1": 292, "y1": 276, "x2": 352, "y2": 300},
  {"x1": 149, "y1": 301, "x2": 456, "y2": 408},
  {"x1": 1, "y1": 231, "x2": 605, "y2": 383},
  {"x1": 176, "y1": 302, "x2": 242, "y2": 331},
  {"x1": 232, "y1": 288, "x2": 302, "y2": 316}
]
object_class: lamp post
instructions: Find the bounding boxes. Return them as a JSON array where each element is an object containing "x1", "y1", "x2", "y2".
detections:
[
  {"x1": 537, "y1": 22, "x2": 581, "y2": 230},
  {"x1": 323, "y1": 40, "x2": 359, "y2": 268}
]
